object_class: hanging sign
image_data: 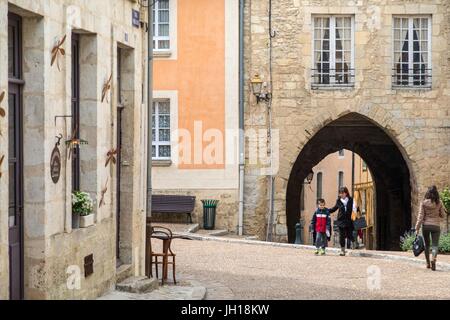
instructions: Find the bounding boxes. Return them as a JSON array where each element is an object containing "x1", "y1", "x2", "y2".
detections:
[
  {"x1": 132, "y1": 9, "x2": 140, "y2": 28},
  {"x1": 50, "y1": 134, "x2": 62, "y2": 184}
]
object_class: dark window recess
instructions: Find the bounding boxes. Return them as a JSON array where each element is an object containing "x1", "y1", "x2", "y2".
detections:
[
  {"x1": 71, "y1": 33, "x2": 81, "y2": 191},
  {"x1": 84, "y1": 254, "x2": 94, "y2": 277}
]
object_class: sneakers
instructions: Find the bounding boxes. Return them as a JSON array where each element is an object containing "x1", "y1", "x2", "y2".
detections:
[
  {"x1": 339, "y1": 248, "x2": 346, "y2": 256},
  {"x1": 314, "y1": 248, "x2": 326, "y2": 255}
]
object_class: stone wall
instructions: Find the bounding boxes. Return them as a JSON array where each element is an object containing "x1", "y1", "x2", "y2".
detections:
[
  {"x1": 152, "y1": 189, "x2": 239, "y2": 232},
  {"x1": 0, "y1": 0, "x2": 148, "y2": 299},
  {"x1": 243, "y1": 0, "x2": 450, "y2": 241}
]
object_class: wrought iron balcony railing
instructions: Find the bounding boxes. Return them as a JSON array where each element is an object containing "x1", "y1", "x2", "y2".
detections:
[
  {"x1": 391, "y1": 68, "x2": 432, "y2": 88},
  {"x1": 311, "y1": 68, "x2": 355, "y2": 89}
]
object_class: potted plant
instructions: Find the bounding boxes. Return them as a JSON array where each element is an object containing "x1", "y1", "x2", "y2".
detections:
[{"x1": 72, "y1": 191, "x2": 94, "y2": 228}]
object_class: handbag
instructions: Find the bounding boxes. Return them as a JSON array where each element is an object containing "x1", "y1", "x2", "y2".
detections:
[
  {"x1": 353, "y1": 216, "x2": 367, "y2": 230},
  {"x1": 412, "y1": 235, "x2": 425, "y2": 257}
]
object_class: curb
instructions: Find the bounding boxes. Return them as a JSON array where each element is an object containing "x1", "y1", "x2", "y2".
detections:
[{"x1": 175, "y1": 232, "x2": 450, "y2": 271}]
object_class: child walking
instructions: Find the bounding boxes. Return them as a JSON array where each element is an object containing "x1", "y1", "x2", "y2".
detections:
[{"x1": 311, "y1": 199, "x2": 331, "y2": 255}]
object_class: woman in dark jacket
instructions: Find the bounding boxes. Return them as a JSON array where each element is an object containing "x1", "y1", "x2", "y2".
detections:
[{"x1": 329, "y1": 187, "x2": 356, "y2": 256}]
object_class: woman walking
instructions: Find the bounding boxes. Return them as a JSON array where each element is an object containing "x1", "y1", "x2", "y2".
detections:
[
  {"x1": 415, "y1": 186, "x2": 446, "y2": 271},
  {"x1": 329, "y1": 187, "x2": 356, "y2": 256}
]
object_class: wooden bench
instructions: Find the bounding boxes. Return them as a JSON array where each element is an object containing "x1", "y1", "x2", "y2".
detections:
[{"x1": 151, "y1": 195, "x2": 196, "y2": 224}]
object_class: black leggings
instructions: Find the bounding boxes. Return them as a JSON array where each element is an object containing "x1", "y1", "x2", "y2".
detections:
[
  {"x1": 423, "y1": 225, "x2": 441, "y2": 261},
  {"x1": 338, "y1": 226, "x2": 354, "y2": 248}
]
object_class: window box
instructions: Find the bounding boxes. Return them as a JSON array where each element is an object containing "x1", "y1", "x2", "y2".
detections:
[{"x1": 80, "y1": 213, "x2": 95, "y2": 228}]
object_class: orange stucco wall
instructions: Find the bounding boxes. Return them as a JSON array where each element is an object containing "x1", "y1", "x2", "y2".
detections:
[{"x1": 153, "y1": 0, "x2": 225, "y2": 169}]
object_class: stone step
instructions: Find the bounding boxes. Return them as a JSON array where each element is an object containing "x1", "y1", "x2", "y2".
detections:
[
  {"x1": 116, "y1": 276, "x2": 159, "y2": 294},
  {"x1": 115, "y1": 264, "x2": 133, "y2": 284}
]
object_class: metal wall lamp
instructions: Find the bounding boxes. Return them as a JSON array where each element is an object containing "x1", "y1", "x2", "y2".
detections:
[{"x1": 250, "y1": 74, "x2": 272, "y2": 104}]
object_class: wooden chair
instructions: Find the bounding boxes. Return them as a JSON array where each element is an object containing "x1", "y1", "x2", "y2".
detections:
[{"x1": 148, "y1": 225, "x2": 176, "y2": 285}]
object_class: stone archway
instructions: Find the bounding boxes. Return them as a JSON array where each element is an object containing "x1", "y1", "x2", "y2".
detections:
[{"x1": 285, "y1": 112, "x2": 415, "y2": 250}]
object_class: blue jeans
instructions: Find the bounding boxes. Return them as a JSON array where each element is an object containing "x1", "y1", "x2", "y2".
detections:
[{"x1": 315, "y1": 232, "x2": 327, "y2": 249}]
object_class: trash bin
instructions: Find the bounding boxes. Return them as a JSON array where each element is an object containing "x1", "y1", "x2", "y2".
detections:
[{"x1": 201, "y1": 199, "x2": 219, "y2": 230}]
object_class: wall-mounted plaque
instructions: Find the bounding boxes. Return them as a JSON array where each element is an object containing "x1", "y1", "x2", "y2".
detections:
[{"x1": 50, "y1": 135, "x2": 62, "y2": 183}]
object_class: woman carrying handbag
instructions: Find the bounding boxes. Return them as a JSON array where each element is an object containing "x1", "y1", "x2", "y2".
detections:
[{"x1": 415, "y1": 186, "x2": 446, "y2": 271}]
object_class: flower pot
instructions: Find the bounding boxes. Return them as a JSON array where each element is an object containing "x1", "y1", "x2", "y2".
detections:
[{"x1": 80, "y1": 214, "x2": 94, "y2": 228}]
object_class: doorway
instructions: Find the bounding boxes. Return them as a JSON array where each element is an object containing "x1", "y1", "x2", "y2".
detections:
[
  {"x1": 8, "y1": 12, "x2": 24, "y2": 300},
  {"x1": 286, "y1": 113, "x2": 412, "y2": 250},
  {"x1": 116, "y1": 47, "x2": 124, "y2": 266}
]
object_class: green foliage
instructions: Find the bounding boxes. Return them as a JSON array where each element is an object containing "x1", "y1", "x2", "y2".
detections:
[
  {"x1": 439, "y1": 233, "x2": 450, "y2": 253},
  {"x1": 400, "y1": 231, "x2": 415, "y2": 251},
  {"x1": 72, "y1": 191, "x2": 94, "y2": 216},
  {"x1": 400, "y1": 231, "x2": 450, "y2": 253},
  {"x1": 440, "y1": 188, "x2": 450, "y2": 214}
]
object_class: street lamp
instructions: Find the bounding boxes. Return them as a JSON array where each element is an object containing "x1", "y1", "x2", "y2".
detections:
[
  {"x1": 305, "y1": 169, "x2": 314, "y2": 184},
  {"x1": 250, "y1": 74, "x2": 271, "y2": 104}
]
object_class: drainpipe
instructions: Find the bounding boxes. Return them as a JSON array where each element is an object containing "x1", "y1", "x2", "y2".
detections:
[
  {"x1": 145, "y1": 0, "x2": 154, "y2": 277},
  {"x1": 146, "y1": 1, "x2": 153, "y2": 219},
  {"x1": 238, "y1": 0, "x2": 245, "y2": 236}
]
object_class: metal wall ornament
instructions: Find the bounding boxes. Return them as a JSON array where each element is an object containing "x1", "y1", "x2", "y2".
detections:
[
  {"x1": 0, "y1": 155, "x2": 4, "y2": 178},
  {"x1": 51, "y1": 34, "x2": 66, "y2": 71},
  {"x1": 0, "y1": 91, "x2": 5, "y2": 137},
  {"x1": 105, "y1": 148, "x2": 117, "y2": 167},
  {"x1": 50, "y1": 134, "x2": 63, "y2": 184},
  {"x1": 101, "y1": 74, "x2": 112, "y2": 103},
  {"x1": 98, "y1": 178, "x2": 109, "y2": 208}
]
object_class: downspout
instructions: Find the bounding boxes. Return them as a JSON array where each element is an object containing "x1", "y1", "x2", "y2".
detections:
[
  {"x1": 145, "y1": 0, "x2": 153, "y2": 276},
  {"x1": 238, "y1": 0, "x2": 245, "y2": 236},
  {"x1": 266, "y1": 0, "x2": 275, "y2": 242},
  {"x1": 146, "y1": 1, "x2": 153, "y2": 220}
]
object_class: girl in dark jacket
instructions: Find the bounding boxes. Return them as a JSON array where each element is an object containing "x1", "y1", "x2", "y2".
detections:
[{"x1": 329, "y1": 186, "x2": 356, "y2": 256}]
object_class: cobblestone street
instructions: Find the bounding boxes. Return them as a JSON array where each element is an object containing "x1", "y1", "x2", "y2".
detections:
[{"x1": 171, "y1": 239, "x2": 450, "y2": 300}]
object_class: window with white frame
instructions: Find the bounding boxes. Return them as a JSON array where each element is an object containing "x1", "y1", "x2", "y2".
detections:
[
  {"x1": 153, "y1": 0, "x2": 170, "y2": 50},
  {"x1": 152, "y1": 100, "x2": 171, "y2": 159},
  {"x1": 312, "y1": 16, "x2": 354, "y2": 88},
  {"x1": 393, "y1": 16, "x2": 431, "y2": 88}
]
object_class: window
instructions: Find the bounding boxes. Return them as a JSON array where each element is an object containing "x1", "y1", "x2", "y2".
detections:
[
  {"x1": 338, "y1": 171, "x2": 344, "y2": 190},
  {"x1": 393, "y1": 16, "x2": 431, "y2": 88},
  {"x1": 152, "y1": 100, "x2": 171, "y2": 159},
  {"x1": 312, "y1": 16, "x2": 354, "y2": 88},
  {"x1": 338, "y1": 149, "x2": 345, "y2": 157},
  {"x1": 316, "y1": 172, "x2": 323, "y2": 200},
  {"x1": 71, "y1": 33, "x2": 81, "y2": 192},
  {"x1": 153, "y1": 0, "x2": 170, "y2": 50}
]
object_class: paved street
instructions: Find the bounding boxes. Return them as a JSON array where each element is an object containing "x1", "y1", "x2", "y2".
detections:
[{"x1": 170, "y1": 239, "x2": 450, "y2": 300}]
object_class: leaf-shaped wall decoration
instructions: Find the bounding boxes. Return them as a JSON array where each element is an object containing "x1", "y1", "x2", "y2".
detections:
[
  {"x1": 0, "y1": 155, "x2": 4, "y2": 178},
  {"x1": 105, "y1": 148, "x2": 118, "y2": 167},
  {"x1": 0, "y1": 91, "x2": 5, "y2": 137},
  {"x1": 98, "y1": 178, "x2": 109, "y2": 208},
  {"x1": 51, "y1": 34, "x2": 66, "y2": 71},
  {"x1": 101, "y1": 74, "x2": 112, "y2": 103}
]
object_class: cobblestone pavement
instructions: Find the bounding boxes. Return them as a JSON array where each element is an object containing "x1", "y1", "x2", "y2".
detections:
[{"x1": 171, "y1": 239, "x2": 450, "y2": 300}]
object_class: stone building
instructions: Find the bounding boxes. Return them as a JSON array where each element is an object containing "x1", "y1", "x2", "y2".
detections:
[
  {"x1": 0, "y1": 0, "x2": 149, "y2": 299},
  {"x1": 242, "y1": 0, "x2": 450, "y2": 249}
]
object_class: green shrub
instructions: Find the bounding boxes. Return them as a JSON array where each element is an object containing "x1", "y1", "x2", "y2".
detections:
[
  {"x1": 439, "y1": 233, "x2": 450, "y2": 253},
  {"x1": 440, "y1": 188, "x2": 450, "y2": 214},
  {"x1": 400, "y1": 231, "x2": 450, "y2": 253},
  {"x1": 400, "y1": 231, "x2": 415, "y2": 251}
]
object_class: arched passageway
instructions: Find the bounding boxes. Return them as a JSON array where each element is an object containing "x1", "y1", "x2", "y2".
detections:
[{"x1": 286, "y1": 113, "x2": 412, "y2": 250}]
